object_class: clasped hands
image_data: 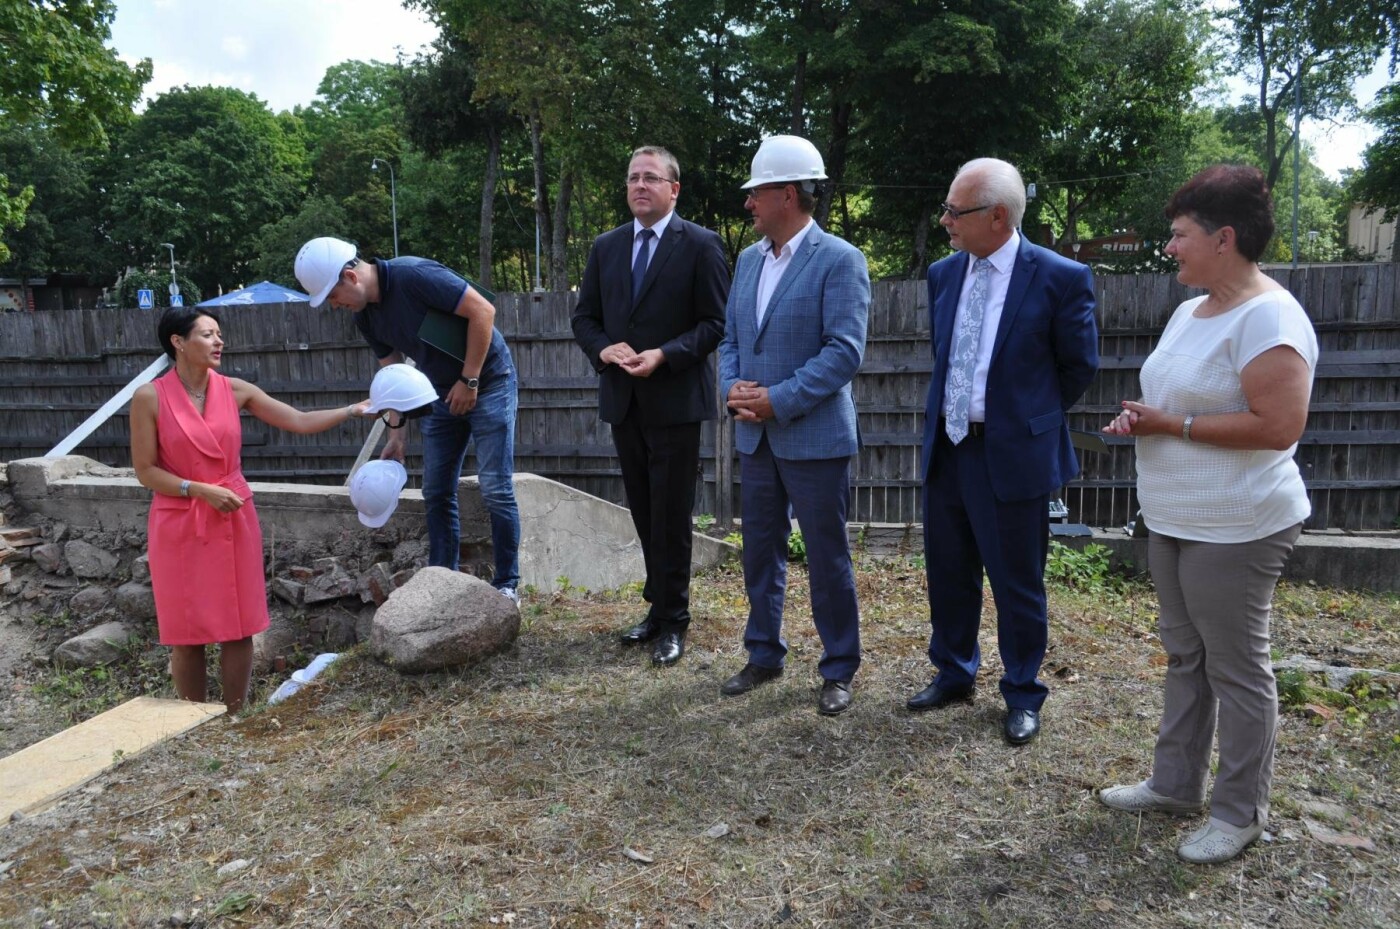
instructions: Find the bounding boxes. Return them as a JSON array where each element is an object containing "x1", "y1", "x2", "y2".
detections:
[
  {"x1": 600, "y1": 342, "x2": 665, "y2": 378},
  {"x1": 727, "y1": 380, "x2": 773, "y2": 422}
]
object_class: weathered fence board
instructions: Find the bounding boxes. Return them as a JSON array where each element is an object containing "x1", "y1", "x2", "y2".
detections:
[{"x1": 1, "y1": 263, "x2": 1396, "y2": 530}]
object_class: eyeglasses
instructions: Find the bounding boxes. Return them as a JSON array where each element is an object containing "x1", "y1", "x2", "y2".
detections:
[
  {"x1": 940, "y1": 202, "x2": 991, "y2": 220},
  {"x1": 626, "y1": 173, "x2": 676, "y2": 187}
]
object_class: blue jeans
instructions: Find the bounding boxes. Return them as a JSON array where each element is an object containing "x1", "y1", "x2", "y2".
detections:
[{"x1": 418, "y1": 368, "x2": 521, "y2": 590}]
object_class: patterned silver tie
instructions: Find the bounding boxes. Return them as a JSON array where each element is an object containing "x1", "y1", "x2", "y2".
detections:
[{"x1": 944, "y1": 258, "x2": 993, "y2": 444}]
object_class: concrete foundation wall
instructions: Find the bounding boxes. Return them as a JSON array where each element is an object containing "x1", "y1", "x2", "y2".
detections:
[
  {"x1": 3, "y1": 457, "x2": 734, "y2": 595},
  {"x1": 1063, "y1": 529, "x2": 1400, "y2": 594}
]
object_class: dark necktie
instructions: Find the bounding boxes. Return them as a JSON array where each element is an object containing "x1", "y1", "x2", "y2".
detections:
[{"x1": 632, "y1": 228, "x2": 654, "y2": 302}]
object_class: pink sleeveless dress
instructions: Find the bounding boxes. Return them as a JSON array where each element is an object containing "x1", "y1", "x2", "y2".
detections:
[{"x1": 148, "y1": 370, "x2": 269, "y2": 645}]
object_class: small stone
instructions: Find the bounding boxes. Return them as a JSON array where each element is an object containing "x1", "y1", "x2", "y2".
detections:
[
  {"x1": 70, "y1": 586, "x2": 114, "y2": 615},
  {"x1": 270, "y1": 578, "x2": 304, "y2": 606},
  {"x1": 114, "y1": 583, "x2": 157, "y2": 621},
  {"x1": 704, "y1": 822, "x2": 730, "y2": 839},
  {"x1": 288, "y1": 565, "x2": 314, "y2": 582},
  {"x1": 168, "y1": 910, "x2": 189, "y2": 927},
  {"x1": 216, "y1": 858, "x2": 252, "y2": 877},
  {"x1": 1304, "y1": 819, "x2": 1377, "y2": 853},
  {"x1": 130, "y1": 554, "x2": 151, "y2": 583},
  {"x1": 31, "y1": 543, "x2": 64, "y2": 574}
]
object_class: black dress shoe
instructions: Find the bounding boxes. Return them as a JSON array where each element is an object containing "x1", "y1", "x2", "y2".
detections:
[
  {"x1": 906, "y1": 680, "x2": 974, "y2": 711},
  {"x1": 651, "y1": 630, "x2": 685, "y2": 666},
  {"x1": 1003, "y1": 708, "x2": 1040, "y2": 745},
  {"x1": 818, "y1": 679, "x2": 852, "y2": 716},
  {"x1": 720, "y1": 663, "x2": 783, "y2": 696},
  {"x1": 618, "y1": 618, "x2": 660, "y2": 645}
]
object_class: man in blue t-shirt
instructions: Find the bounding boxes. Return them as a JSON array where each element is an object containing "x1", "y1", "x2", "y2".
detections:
[{"x1": 295, "y1": 236, "x2": 520, "y2": 601}]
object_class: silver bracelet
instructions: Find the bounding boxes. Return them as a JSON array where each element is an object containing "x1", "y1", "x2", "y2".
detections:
[
  {"x1": 179, "y1": 479, "x2": 191, "y2": 497},
  {"x1": 1182, "y1": 414, "x2": 1195, "y2": 442}
]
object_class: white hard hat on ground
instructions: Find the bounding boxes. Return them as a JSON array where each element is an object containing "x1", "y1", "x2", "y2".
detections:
[
  {"x1": 741, "y1": 135, "x2": 828, "y2": 190},
  {"x1": 349, "y1": 460, "x2": 408, "y2": 528},
  {"x1": 365, "y1": 363, "x2": 438, "y2": 419},
  {"x1": 295, "y1": 237, "x2": 357, "y2": 308}
]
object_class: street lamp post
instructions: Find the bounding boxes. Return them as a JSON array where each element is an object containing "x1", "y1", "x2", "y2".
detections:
[
  {"x1": 159, "y1": 242, "x2": 179, "y2": 302},
  {"x1": 370, "y1": 158, "x2": 399, "y2": 257}
]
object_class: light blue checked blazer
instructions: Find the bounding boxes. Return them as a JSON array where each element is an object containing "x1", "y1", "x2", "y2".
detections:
[{"x1": 718, "y1": 224, "x2": 870, "y2": 460}]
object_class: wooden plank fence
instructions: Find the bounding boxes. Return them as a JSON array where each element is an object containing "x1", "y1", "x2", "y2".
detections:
[{"x1": 1, "y1": 262, "x2": 1396, "y2": 531}]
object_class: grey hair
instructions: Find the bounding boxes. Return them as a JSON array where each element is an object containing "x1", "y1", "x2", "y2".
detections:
[{"x1": 955, "y1": 158, "x2": 1026, "y2": 228}]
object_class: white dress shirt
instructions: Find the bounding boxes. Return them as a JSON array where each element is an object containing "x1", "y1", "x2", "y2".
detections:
[
  {"x1": 632, "y1": 210, "x2": 674, "y2": 270},
  {"x1": 756, "y1": 218, "x2": 815, "y2": 326},
  {"x1": 946, "y1": 230, "x2": 1020, "y2": 423}
]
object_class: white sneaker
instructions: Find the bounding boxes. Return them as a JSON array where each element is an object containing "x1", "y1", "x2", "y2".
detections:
[
  {"x1": 499, "y1": 587, "x2": 519, "y2": 606},
  {"x1": 1177, "y1": 816, "x2": 1265, "y2": 864},
  {"x1": 1099, "y1": 780, "x2": 1203, "y2": 815}
]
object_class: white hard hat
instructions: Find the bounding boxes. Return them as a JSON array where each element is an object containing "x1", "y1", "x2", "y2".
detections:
[
  {"x1": 365, "y1": 363, "x2": 438, "y2": 418},
  {"x1": 295, "y1": 237, "x2": 357, "y2": 308},
  {"x1": 349, "y1": 460, "x2": 408, "y2": 528},
  {"x1": 741, "y1": 135, "x2": 828, "y2": 190}
]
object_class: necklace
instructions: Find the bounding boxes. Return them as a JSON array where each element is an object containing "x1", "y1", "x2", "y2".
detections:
[{"x1": 176, "y1": 370, "x2": 207, "y2": 403}]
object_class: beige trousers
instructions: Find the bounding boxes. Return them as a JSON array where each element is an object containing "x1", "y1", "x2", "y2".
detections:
[{"x1": 1145, "y1": 523, "x2": 1302, "y2": 828}]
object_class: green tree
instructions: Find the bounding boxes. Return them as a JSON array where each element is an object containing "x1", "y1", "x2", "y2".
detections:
[
  {"x1": 98, "y1": 86, "x2": 306, "y2": 294},
  {"x1": 1349, "y1": 82, "x2": 1400, "y2": 223},
  {"x1": 0, "y1": 127, "x2": 106, "y2": 279},
  {"x1": 1036, "y1": 0, "x2": 1212, "y2": 249},
  {"x1": 248, "y1": 195, "x2": 352, "y2": 287},
  {"x1": 1226, "y1": 0, "x2": 1400, "y2": 188},
  {"x1": 0, "y1": 0, "x2": 150, "y2": 256}
]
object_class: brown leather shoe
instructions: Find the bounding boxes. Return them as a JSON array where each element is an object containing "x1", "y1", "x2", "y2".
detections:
[
  {"x1": 818, "y1": 679, "x2": 852, "y2": 715},
  {"x1": 720, "y1": 663, "x2": 782, "y2": 696}
]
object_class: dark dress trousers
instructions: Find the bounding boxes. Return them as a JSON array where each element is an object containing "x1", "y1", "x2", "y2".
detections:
[
  {"x1": 572, "y1": 215, "x2": 730, "y2": 624},
  {"x1": 921, "y1": 237, "x2": 1099, "y2": 710}
]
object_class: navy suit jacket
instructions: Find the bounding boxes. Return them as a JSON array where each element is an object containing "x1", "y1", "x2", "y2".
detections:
[
  {"x1": 921, "y1": 237, "x2": 1099, "y2": 501},
  {"x1": 572, "y1": 215, "x2": 730, "y2": 426},
  {"x1": 718, "y1": 224, "x2": 870, "y2": 460}
]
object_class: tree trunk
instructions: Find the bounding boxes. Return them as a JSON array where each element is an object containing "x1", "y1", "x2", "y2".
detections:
[
  {"x1": 551, "y1": 166, "x2": 574, "y2": 291},
  {"x1": 789, "y1": 0, "x2": 814, "y2": 133},
  {"x1": 529, "y1": 106, "x2": 550, "y2": 291},
  {"x1": 816, "y1": 97, "x2": 851, "y2": 229},
  {"x1": 909, "y1": 202, "x2": 934, "y2": 278},
  {"x1": 478, "y1": 122, "x2": 500, "y2": 289}
]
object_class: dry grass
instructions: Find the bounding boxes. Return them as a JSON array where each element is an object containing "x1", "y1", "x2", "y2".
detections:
[{"x1": 1, "y1": 557, "x2": 1397, "y2": 928}]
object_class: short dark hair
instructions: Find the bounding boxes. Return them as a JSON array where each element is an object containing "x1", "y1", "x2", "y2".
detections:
[
  {"x1": 157, "y1": 306, "x2": 221, "y2": 359},
  {"x1": 1165, "y1": 164, "x2": 1275, "y2": 262}
]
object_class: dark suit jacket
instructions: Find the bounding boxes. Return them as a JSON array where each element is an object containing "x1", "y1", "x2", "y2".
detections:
[
  {"x1": 921, "y1": 237, "x2": 1100, "y2": 501},
  {"x1": 572, "y1": 215, "x2": 730, "y2": 426}
]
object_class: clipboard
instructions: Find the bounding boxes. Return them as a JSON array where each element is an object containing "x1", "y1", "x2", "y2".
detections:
[{"x1": 416, "y1": 276, "x2": 497, "y2": 363}]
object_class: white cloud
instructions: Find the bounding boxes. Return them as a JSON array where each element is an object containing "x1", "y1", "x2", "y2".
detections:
[{"x1": 110, "y1": 0, "x2": 439, "y2": 113}]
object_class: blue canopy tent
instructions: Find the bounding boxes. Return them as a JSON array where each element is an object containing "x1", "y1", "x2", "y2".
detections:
[{"x1": 196, "y1": 281, "x2": 311, "y2": 307}]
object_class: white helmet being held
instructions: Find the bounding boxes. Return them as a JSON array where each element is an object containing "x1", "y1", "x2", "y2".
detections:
[
  {"x1": 295, "y1": 236, "x2": 357, "y2": 308},
  {"x1": 741, "y1": 135, "x2": 828, "y2": 191},
  {"x1": 365, "y1": 363, "x2": 438, "y2": 423},
  {"x1": 349, "y1": 460, "x2": 408, "y2": 528}
]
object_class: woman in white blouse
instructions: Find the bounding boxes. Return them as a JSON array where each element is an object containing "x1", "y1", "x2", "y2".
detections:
[{"x1": 1098, "y1": 164, "x2": 1318, "y2": 864}]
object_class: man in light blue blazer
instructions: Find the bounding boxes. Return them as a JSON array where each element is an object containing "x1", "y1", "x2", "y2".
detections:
[
  {"x1": 910, "y1": 158, "x2": 1099, "y2": 745},
  {"x1": 717, "y1": 135, "x2": 870, "y2": 716}
]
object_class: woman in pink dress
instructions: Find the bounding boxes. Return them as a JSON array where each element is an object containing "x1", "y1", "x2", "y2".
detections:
[{"x1": 130, "y1": 307, "x2": 370, "y2": 713}]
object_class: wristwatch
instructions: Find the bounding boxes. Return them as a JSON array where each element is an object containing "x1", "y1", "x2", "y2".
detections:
[{"x1": 458, "y1": 375, "x2": 480, "y2": 390}]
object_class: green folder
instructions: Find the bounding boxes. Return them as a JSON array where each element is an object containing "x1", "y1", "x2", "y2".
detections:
[{"x1": 416, "y1": 276, "x2": 497, "y2": 363}]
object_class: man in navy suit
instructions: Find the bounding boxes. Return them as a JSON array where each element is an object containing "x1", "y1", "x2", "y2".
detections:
[
  {"x1": 717, "y1": 135, "x2": 870, "y2": 716},
  {"x1": 909, "y1": 158, "x2": 1099, "y2": 744},
  {"x1": 572, "y1": 146, "x2": 730, "y2": 666}
]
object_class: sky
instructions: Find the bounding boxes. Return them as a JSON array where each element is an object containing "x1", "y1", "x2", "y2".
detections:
[{"x1": 108, "y1": 0, "x2": 1388, "y2": 180}]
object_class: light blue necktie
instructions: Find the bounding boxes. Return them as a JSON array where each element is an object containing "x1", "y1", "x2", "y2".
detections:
[
  {"x1": 631, "y1": 228, "x2": 654, "y2": 303},
  {"x1": 944, "y1": 257, "x2": 993, "y2": 444}
]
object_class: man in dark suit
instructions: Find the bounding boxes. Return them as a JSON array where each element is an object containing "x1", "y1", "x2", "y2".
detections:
[
  {"x1": 572, "y1": 145, "x2": 730, "y2": 666},
  {"x1": 910, "y1": 157, "x2": 1099, "y2": 744}
]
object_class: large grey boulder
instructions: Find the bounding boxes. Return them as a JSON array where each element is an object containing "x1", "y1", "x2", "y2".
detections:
[
  {"x1": 54, "y1": 622, "x2": 137, "y2": 668},
  {"x1": 65, "y1": 540, "x2": 119, "y2": 579},
  {"x1": 369, "y1": 567, "x2": 519, "y2": 673},
  {"x1": 70, "y1": 585, "x2": 114, "y2": 615}
]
